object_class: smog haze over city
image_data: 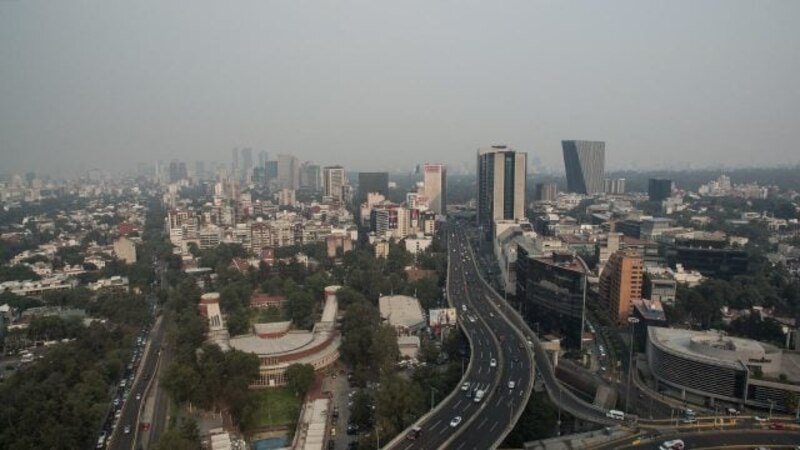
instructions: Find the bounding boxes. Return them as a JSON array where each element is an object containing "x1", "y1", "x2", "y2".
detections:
[
  {"x1": 2, "y1": 1, "x2": 800, "y2": 174},
  {"x1": 2, "y1": 3, "x2": 800, "y2": 450}
]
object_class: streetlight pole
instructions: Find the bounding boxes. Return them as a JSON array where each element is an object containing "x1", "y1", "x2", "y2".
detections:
[
  {"x1": 557, "y1": 387, "x2": 563, "y2": 436},
  {"x1": 625, "y1": 317, "x2": 640, "y2": 415}
]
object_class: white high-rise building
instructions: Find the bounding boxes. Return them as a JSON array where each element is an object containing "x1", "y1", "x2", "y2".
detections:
[
  {"x1": 323, "y1": 166, "x2": 347, "y2": 202},
  {"x1": 423, "y1": 163, "x2": 447, "y2": 215}
]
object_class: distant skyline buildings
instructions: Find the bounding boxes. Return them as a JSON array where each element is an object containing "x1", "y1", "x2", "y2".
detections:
[
  {"x1": 357, "y1": 172, "x2": 389, "y2": 205},
  {"x1": 322, "y1": 166, "x2": 346, "y2": 202},
  {"x1": 423, "y1": 163, "x2": 446, "y2": 215},
  {"x1": 562, "y1": 140, "x2": 606, "y2": 194},
  {"x1": 649, "y1": 178, "x2": 674, "y2": 202}
]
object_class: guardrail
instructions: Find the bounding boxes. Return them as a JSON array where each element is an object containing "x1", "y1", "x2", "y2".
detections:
[
  {"x1": 460, "y1": 230, "x2": 536, "y2": 448},
  {"x1": 464, "y1": 230, "x2": 621, "y2": 427}
]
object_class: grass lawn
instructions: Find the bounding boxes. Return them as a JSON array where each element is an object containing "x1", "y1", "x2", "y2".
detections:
[
  {"x1": 249, "y1": 387, "x2": 302, "y2": 428},
  {"x1": 250, "y1": 307, "x2": 286, "y2": 325}
]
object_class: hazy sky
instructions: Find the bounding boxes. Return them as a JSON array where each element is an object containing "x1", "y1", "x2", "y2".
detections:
[{"x1": 1, "y1": 1, "x2": 798, "y2": 175}]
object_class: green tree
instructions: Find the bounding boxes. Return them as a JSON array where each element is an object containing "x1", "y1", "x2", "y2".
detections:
[
  {"x1": 375, "y1": 374, "x2": 425, "y2": 438},
  {"x1": 227, "y1": 309, "x2": 251, "y2": 336},
  {"x1": 154, "y1": 429, "x2": 198, "y2": 450},
  {"x1": 286, "y1": 290, "x2": 315, "y2": 330},
  {"x1": 350, "y1": 390, "x2": 374, "y2": 429},
  {"x1": 285, "y1": 363, "x2": 316, "y2": 398},
  {"x1": 0, "y1": 264, "x2": 41, "y2": 282},
  {"x1": 162, "y1": 363, "x2": 201, "y2": 405}
]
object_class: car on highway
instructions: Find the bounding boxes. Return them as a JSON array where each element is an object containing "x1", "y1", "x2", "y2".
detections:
[
  {"x1": 124, "y1": 425, "x2": 131, "y2": 434},
  {"x1": 659, "y1": 439, "x2": 684, "y2": 450},
  {"x1": 449, "y1": 416, "x2": 462, "y2": 427},
  {"x1": 508, "y1": 380, "x2": 515, "y2": 389},
  {"x1": 136, "y1": 392, "x2": 142, "y2": 401},
  {"x1": 406, "y1": 426, "x2": 422, "y2": 440},
  {"x1": 606, "y1": 409, "x2": 625, "y2": 420},
  {"x1": 490, "y1": 358, "x2": 497, "y2": 368},
  {"x1": 461, "y1": 382, "x2": 470, "y2": 391},
  {"x1": 769, "y1": 421, "x2": 785, "y2": 430},
  {"x1": 754, "y1": 416, "x2": 768, "y2": 423}
]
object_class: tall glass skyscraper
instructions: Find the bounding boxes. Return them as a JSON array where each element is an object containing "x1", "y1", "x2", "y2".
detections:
[
  {"x1": 562, "y1": 140, "x2": 605, "y2": 194},
  {"x1": 477, "y1": 145, "x2": 527, "y2": 238}
]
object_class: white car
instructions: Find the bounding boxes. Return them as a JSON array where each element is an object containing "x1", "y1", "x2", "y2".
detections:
[
  {"x1": 449, "y1": 416, "x2": 462, "y2": 427},
  {"x1": 754, "y1": 416, "x2": 768, "y2": 423},
  {"x1": 659, "y1": 439, "x2": 684, "y2": 450},
  {"x1": 124, "y1": 425, "x2": 131, "y2": 434},
  {"x1": 490, "y1": 358, "x2": 497, "y2": 368},
  {"x1": 508, "y1": 380, "x2": 516, "y2": 389},
  {"x1": 461, "y1": 382, "x2": 470, "y2": 391}
]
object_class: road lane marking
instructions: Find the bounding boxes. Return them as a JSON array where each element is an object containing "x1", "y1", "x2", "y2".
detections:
[
  {"x1": 477, "y1": 417, "x2": 488, "y2": 429},
  {"x1": 490, "y1": 421, "x2": 499, "y2": 432}
]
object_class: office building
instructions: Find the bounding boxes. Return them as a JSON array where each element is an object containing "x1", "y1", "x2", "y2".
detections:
[
  {"x1": 516, "y1": 244, "x2": 588, "y2": 349},
  {"x1": 300, "y1": 164, "x2": 322, "y2": 191},
  {"x1": 258, "y1": 151, "x2": 268, "y2": 170},
  {"x1": 648, "y1": 178, "x2": 674, "y2": 202},
  {"x1": 562, "y1": 140, "x2": 605, "y2": 194},
  {"x1": 669, "y1": 239, "x2": 749, "y2": 278},
  {"x1": 599, "y1": 249, "x2": 643, "y2": 324},
  {"x1": 630, "y1": 298, "x2": 668, "y2": 351},
  {"x1": 423, "y1": 163, "x2": 447, "y2": 215},
  {"x1": 168, "y1": 160, "x2": 187, "y2": 183},
  {"x1": 647, "y1": 327, "x2": 800, "y2": 412},
  {"x1": 241, "y1": 148, "x2": 253, "y2": 180},
  {"x1": 604, "y1": 177, "x2": 626, "y2": 195},
  {"x1": 194, "y1": 161, "x2": 206, "y2": 181},
  {"x1": 265, "y1": 161, "x2": 278, "y2": 181},
  {"x1": 323, "y1": 166, "x2": 346, "y2": 201},
  {"x1": 476, "y1": 146, "x2": 527, "y2": 238},
  {"x1": 534, "y1": 183, "x2": 557, "y2": 202},
  {"x1": 277, "y1": 154, "x2": 299, "y2": 189},
  {"x1": 231, "y1": 148, "x2": 239, "y2": 175},
  {"x1": 357, "y1": 172, "x2": 389, "y2": 204}
]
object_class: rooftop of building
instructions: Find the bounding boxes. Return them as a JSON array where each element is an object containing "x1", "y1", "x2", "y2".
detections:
[
  {"x1": 648, "y1": 327, "x2": 782, "y2": 371},
  {"x1": 632, "y1": 298, "x2": 667, "y2": 322},
  {"x1": 378, "y1": 295, "x2": 425, "y2": 329},
  {"x1": 531, "y1": 251, "x2": 589, "y2": 274}
]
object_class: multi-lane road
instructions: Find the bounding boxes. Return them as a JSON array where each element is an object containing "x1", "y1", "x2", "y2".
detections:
[
  {"x1": 388, "y1": 226, "x2": 534, "y2": 450},
  {"x1": 595, "y1": 429, "x2": 800, "y2": 449},
  {"x1": 107, "y1": 311, "x2": 164, "y2": 450}
]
